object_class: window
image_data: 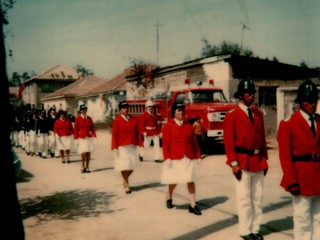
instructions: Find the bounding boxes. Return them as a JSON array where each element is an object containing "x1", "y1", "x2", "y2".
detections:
[
  {"x1": 259, "y1": 87, "x2": 277, "y2": 106},
  {"x1": 191, "y1": 90, "x2": 227, "y2": 103}
]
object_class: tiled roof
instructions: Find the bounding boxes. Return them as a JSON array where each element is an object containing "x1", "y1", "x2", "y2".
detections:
[
  {"x1": 24, "y1": 64, "x2": 79, "y2": 84},
  {"x1": 42, "y1": 75, "x2": 106, "y2": 101},
  {"x1": 78, "y1": 71, "x2": 127, "y2": 97}
]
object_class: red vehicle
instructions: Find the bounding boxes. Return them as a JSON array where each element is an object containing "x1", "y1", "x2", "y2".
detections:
[{"x1": 127, "y1": 79, "x2": 237, "y2": 143}]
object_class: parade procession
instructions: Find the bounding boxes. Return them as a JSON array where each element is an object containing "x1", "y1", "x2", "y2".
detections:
[
  {"x1": 4, "y1": 1, "x2": 320, "y2": 240},
  {"x1": 9, "y1": 75, "x2": 320, "y2": 240}
]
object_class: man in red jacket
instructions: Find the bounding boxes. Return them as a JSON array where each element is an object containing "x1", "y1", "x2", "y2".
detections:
[
  {"x1": 74, "y1": 104, "x2": 97, "y2": 173},
  {"x1": 223, "y1": 79, "x2": 268, "y2": 240},
  {"x1": 139, "y1": 100, "x2": 162, "y2": 163},
  {"x1": 278, "y1": 79, "x2": 320, "y2": 240}
]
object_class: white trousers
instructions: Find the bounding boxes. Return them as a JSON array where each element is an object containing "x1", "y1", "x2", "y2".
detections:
[
  {"x1": 141, "y1": 135, "x2": 161, "y2": 160},
  {"x1": 292, "y1": 195, "x2": 320, "y2": 240},
  {"x1": 29, "y1": 130, "x2": 37, "y2": 153},
  {"x1": 48, "y1": 131, "x2": 60, "y2": 157},
  {"x1": 235, "y1": 170, "x2": 264, "y2": 236},
  {"x1": 18, "y1": 131, "x2": 24, "y2": 148},
  {"x1": 37, "y1": 133, "x2": 48, "y2": 157},
  {"x1": 11, "y1": 131, "x2": 19, "y2": 147}
]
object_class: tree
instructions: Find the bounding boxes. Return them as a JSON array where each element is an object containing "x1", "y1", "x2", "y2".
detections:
[
  {"x1": 74, "y1": 64, "x2": 94, "y2": 78},
  {"x1": 126, "y1": 58, "x2": 159, "y2": 89},
  {"x1": 300, "y1": 60, "x2": 308, "y2": 68},
  {"x1": 9, "y1": 71, "x2": 33, "y2": 86},
  {"x1": 0, "y1": 1, "x2": 25, "y2": 239},
  {"x1": 200, "y1": 38, "x2": 254, "y2": 58}
]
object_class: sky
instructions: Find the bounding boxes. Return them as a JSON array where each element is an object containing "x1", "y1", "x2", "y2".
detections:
[{"x1": 4, "y1": 0, "x2": 320, "y2": 79}]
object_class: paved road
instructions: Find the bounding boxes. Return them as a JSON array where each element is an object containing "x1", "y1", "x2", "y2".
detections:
[{"x1": 15, "y1": 130, "x2": 294, "y2": 240}]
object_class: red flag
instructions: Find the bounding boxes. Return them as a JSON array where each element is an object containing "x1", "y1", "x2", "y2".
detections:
[
  {"x1": 18, "y1": 83, "x2": 24, "y2": 99},
  {"x1": 146, "y1": 70, "x2": 151, "y2": 79}
]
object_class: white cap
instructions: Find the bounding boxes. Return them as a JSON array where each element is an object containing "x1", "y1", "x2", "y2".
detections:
[{"x1": 145, "y1": 100, "x2": 154, "y2": 107}]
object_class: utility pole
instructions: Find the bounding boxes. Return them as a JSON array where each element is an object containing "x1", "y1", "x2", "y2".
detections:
[
  {"x1": 240, "y1": 20, "x2": 249, "y2": 53},
  {"x1": 155, "y1": 19, "x2": 163, "y2": 66}
]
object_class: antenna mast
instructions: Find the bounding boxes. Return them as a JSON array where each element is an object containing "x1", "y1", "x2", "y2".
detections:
[
  {"x1": 240, "y1": 20, "x2": 249, "y2": 53},
  {"x1": 155, "y1": 19, "x2": 163, "y2": 65}
]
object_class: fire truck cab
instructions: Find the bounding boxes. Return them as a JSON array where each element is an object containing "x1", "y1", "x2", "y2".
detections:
[{"x1": 127, "y1": 79, "x2": 237, "y2": 142}]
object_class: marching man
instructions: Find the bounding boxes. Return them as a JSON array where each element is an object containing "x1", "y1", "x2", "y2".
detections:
[
  {"x1": 47, "y1": 106, "x2": 59, "y2": 157},
  {"x1": 223, "y1": 79, "x2": 268, "y2": 240},
  {"x1": 140, "y1": 100, "x2": 162, "y2": 163},
  {"x1": 278, "y1": 79, "x2": 320, "y2": 240},
  {"x1": 36, "y1": 110, "x2": 49, "y2": 158}
]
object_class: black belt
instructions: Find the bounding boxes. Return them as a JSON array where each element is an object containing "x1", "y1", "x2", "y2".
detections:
[
  {"x1": 235, "y1": 146, "x2": 260, "y2": 155},
  {"x1": 292, "y1": 153, "x2": 320, "y2": 162}
]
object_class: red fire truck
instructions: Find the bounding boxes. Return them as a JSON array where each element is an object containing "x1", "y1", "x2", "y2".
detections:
[{"x1": 127, "y1": 79, "x2": 237, "y2": 143}]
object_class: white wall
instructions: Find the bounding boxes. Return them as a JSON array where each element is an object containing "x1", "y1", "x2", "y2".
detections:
[
  {"x1": 276, "y1": 86, "x2": 320, "y2": 127},
  {"x1": 79, "y1": 95, "x2": 106, "y2": 123},
  {"x1": 202, "y1": 61, "x2": 232, "y2": 100}
]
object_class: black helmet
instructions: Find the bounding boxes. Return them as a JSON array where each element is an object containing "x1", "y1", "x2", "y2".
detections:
[
  {"x1": 234, "y1": 78, "x2": 256, "y2": 98},
  {"x1": 58, "y1": 110, "x2": 67, "y2": 116},
  {"x1": 295, "y1": 79, "x2": 318, "y2": 103},
  {"x1": 118, "y1": 101, "x2": 129, "y2": 110},
  {"x1": 171, "y1": 102, "x2": 185, "y2": 118}
]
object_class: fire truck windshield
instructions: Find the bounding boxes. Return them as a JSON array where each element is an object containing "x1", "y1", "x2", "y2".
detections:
[{"x1": 191, "y1": 90, "x2": 227, "y2": 103}]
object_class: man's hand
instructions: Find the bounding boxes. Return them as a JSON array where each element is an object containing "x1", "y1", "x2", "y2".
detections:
[{"x1": 232, "y1": 165, "x2": 242, "y2": 181}]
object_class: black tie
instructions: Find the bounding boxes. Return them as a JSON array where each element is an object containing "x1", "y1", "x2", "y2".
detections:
[
  {"x1": 84, "y1": 116, "x2": 87, "y2": 120},
  {"x1": 309, "y1": 116, "x2": 316, "y2": 137},
  {"x1": 247, "y1": 108, "x2": 254, "y2": 125}
]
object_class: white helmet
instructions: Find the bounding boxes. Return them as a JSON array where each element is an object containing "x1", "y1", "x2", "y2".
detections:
[{"x1": 145, "y1": 100, "x2": 154, "y2": 107}]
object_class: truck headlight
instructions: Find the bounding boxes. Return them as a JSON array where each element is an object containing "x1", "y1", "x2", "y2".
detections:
[{"x1": 207, "y1": 112, "x2": 220, "y2": 122}]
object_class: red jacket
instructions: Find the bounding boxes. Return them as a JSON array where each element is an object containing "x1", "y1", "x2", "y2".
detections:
[
  {"x1": 111, "y1": 115, "x2": 143, "y2": 150},
  {"x1": 54, "y1": 118, "x2": 73, "y2": 137},
  {"x1": 278, "y1": 111, "x2": 320, "y2": 196},
  {"x1": 162, "y1": 119, "x2": 201, "y2": 160},
  {"x1": 73, "y1": 115, "x2": 96, "y2": 139},
  {"x1": 223, "y1": 105, "x2": 268, "y2": 172},
  {"x1": 140, "y1": 111, "x2": 161, "y2": 136}
]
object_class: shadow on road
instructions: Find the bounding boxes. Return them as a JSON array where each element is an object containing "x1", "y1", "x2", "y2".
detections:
[
  {"x1": 20, "y1": 190, "x2": 116, "y2": 223},
  {"x1": 261, "y1": 216, "x2": 293, "y2": 236},
  {"x1": 16, "y1": 169, "x2": 34, "y2": 183},
  {"x1": 171, "y1": 198, "x2": 292, "y2": 240},
  {"x1": 131, "y1": 182, "x2": 163, "y2": 192},
  {"x1": 175, "y1": 196, "x2": 228, "y2": 211}
]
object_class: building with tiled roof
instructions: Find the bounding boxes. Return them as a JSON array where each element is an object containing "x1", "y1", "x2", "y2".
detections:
[
  {"x1": 42, "y1": 75, "x2": 106, "y2": 116},
  {"x1": 21, "y1": 64, "x2": 79, "y2": 108}
]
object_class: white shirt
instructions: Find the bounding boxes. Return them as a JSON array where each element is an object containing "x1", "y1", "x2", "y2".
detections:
[
  {"x1": 239, "y1": 102, "x2": 253, "y2": 117},
  {"x1": 300, "y1": 109, "x2": 317, "y2": 131},
  {"x1": 174, "y1": 118, "x2": 183, "y2": 126}
]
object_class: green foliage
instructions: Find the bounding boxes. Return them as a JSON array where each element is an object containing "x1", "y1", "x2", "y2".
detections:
[
  {"x1": 74, "y1": 64, "x2": 94, "y2": 78},
  {"x1": 126, "y1": 58, "x2": 159, "y2": 88},
  {"x1": 1, "y1": 0, "x2": 15, "y2": 25},
  {"x1": 9, "y1": 71, "x2": 34, "y2": 86},
  {"x1": 200, "y1": 38, "x2": 254, "y2": 58},
  {"x1": 300, "y1": 60, "x2": 308, "y2": 68}
]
